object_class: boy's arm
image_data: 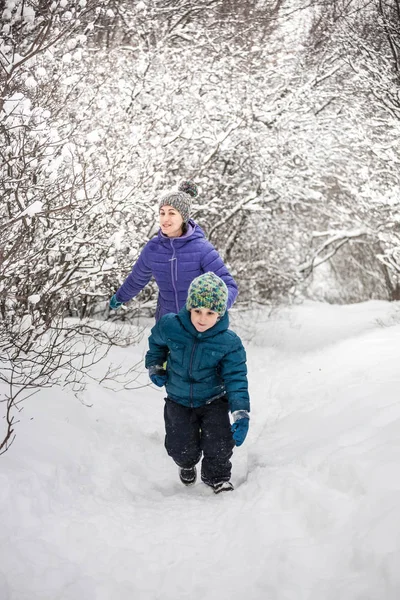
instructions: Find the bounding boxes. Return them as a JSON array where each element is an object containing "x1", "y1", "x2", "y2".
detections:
[
  {"x1": 145, "y1": 319, "x2": 169, "y2": 369},
  {"x1": 220, "y1": 339, "x2": 250, "y2": 447},
  {"x1": 219, "y1": 339, "x2": 250, "y2": 414}
]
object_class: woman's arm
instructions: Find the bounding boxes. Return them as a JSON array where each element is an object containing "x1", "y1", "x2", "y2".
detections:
[{"x1": 115, "y1": 244, "x2": 153, "y2": 303}]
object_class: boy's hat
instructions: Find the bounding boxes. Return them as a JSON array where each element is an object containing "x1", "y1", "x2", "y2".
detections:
[
  {"x1": 186, "y1": 272, "x2": 228, "y2": 317},
  {"x1": 159, "y1": 180, "x2": 198, "y2": 223}
]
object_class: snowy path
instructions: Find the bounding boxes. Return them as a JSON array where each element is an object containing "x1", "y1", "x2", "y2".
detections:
[{"x1": 1, "y1": 301, "x2": 400, "y2": 600}]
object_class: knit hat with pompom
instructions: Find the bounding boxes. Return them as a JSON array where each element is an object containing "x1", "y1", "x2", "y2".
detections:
[
  {"x1": 159, "y1": 180, "x2": 198, "y2": 223},
  {"x1": 186, "y1": 272, "x2": 228, "y2": 317}
]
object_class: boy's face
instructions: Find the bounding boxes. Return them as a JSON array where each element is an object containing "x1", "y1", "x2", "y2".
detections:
[{"x1": 190, "y1": 308, "x2": 219, "y2": 332}]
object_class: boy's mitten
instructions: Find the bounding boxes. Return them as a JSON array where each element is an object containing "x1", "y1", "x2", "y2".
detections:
[
  {"x1": 231, "y1": 410, "x2": 250, "y2": 446},
  {"x1": 109, "y1": 294, "x2": 123, "y2": 310},
  {"x1": 148, "y1": 365, "x2": 167, "y2": 387}
]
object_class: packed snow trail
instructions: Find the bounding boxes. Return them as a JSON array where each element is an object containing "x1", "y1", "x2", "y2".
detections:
[{"x1": 1, "y1": 301, "x2": 400, "y2": 600}]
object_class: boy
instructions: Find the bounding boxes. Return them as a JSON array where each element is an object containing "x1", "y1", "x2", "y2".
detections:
[{"x1": 145, "y1": 272, "x2": 250, "y2": 494}]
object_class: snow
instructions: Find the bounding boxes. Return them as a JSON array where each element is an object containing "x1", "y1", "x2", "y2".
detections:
[
  {"x1": 20, "y1": 200, "x2": 43, "y2": 217},
  {"x1": 28, "y1": 294, "x2": 41, "y2": 305},
  {"x1": 3, "y1": 93, "x2": 31, "y2": 117},
  {"x1": 25, "y1": 76, "x2": 37, "y2": 89},
  {"x1": 2, "y1": 9, "x2": 12, "y2": 21},
  {"x1": 86, "y1": 130, "x2": 102, "y2": 143},
  {"x1": 136, "y1": 1, "x2": 147, "y2": 12},
  {"x1": 1, "y1": 300, "x2": 400, "y2": 599},
  {"x1": 22, "y1": 6, "x2": 35, "y2": 23}
]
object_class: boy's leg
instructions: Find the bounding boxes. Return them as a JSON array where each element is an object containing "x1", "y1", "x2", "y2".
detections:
[
  {"x1": 199, "y1": 397, "x2": 235, "y2": 485},
  {"x1": 164, "y1": 398, "x2": 202, "y2": 468}
]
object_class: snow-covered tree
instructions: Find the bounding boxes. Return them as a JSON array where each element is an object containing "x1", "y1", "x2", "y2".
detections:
[
  {"x1": 3, "y1": 0, "x2": 400, "y2": 452},
  {"x1": 0, "y1": 0, "x2": 143, "y2": 453},
  {"x1": 294, "y1": 0, "x2": 400, "y2": 300}
]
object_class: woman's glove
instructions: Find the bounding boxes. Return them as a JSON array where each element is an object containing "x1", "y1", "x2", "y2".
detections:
[
  {"x1": 231, "y1": 410, "x2": 250, "y2": 446},
  {"x1": 148, "y1": 365, "x2": 167, "y2": 387},
  {"x1": 109, "y1": 294, "x2": 123, "y2": 310}
]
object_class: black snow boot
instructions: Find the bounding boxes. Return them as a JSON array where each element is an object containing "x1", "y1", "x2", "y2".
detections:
[
  {"x1": 212, "y1": 481, "x2": 234, "y2": 494},
  {"x1": 179, "y1": 466, "x2": 197, "y2": 486},
  {"x1": 202, "y1": 478, "x2": 234, "y2": 494}
]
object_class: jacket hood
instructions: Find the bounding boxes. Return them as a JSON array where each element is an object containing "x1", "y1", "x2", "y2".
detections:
[{"x1": 177, "y1": 307, "x2": 229, "y2": 339}]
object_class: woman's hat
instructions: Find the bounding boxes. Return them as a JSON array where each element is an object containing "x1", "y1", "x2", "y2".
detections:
[{"x1": 159, "y1": 180, "x2": 198, "y2": 223}]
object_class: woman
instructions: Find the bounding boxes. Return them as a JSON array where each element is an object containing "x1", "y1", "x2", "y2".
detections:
[{"x1": 109, "y1": 180, "x2": 238, "y2": 320}]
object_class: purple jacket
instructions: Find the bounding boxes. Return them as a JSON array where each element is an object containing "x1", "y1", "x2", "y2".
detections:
[{"x1": 115, "y1": 220, "x2": 238, "y2": 320}]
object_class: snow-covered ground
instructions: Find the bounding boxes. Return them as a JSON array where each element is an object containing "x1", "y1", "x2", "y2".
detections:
[{"x1": 1, "y1": 300, "x2": 400, "y2": 600}]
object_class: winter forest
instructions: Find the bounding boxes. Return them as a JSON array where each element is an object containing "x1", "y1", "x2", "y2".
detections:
[
  {"x1": 2, "y1": 0, "x2": 400, "y2": 448},
  {"x1": 1, "y1": 1, "x2": 400, "y2": 598}
]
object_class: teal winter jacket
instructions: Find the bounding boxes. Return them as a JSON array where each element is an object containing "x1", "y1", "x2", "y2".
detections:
[{"x1": 145, "y1": 308, "x2": 250, "y2": 414}]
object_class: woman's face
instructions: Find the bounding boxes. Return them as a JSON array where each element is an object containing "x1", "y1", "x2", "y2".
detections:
[{"x1": 159, "y1": 205, "x2": 184, "y2": 237}]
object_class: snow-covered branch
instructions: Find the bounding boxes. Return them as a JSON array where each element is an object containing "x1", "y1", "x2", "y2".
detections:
[{"x1": 299, "y1": 230, "x2": 372, "y2": 274}]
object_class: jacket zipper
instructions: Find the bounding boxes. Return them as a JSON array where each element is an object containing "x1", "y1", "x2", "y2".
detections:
[
  {"x1": 169, "y1": 239, "x2": 179, "y2": 313},
  {"x1": 189, "y1": 341, "x2": 197, "y2": 407}
]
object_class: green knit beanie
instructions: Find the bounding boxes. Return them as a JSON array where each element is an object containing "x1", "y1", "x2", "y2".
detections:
[{"x1": 186, "y1": 272, "x2": 228, "y2": 317}]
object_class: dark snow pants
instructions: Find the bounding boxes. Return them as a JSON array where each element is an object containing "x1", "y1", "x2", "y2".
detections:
[{"x1": 164, "y1": 396, "x2": 235, "y2": 485}]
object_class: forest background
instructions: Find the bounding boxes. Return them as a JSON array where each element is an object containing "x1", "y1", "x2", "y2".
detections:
[{"x1": 1, "y1": 0, "x2": 400, "y2": 452}]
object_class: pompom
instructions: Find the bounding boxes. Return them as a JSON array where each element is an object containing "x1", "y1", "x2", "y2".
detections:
[{"x1": 178, "y1": 180, "x2": 198, "y2": 198}]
